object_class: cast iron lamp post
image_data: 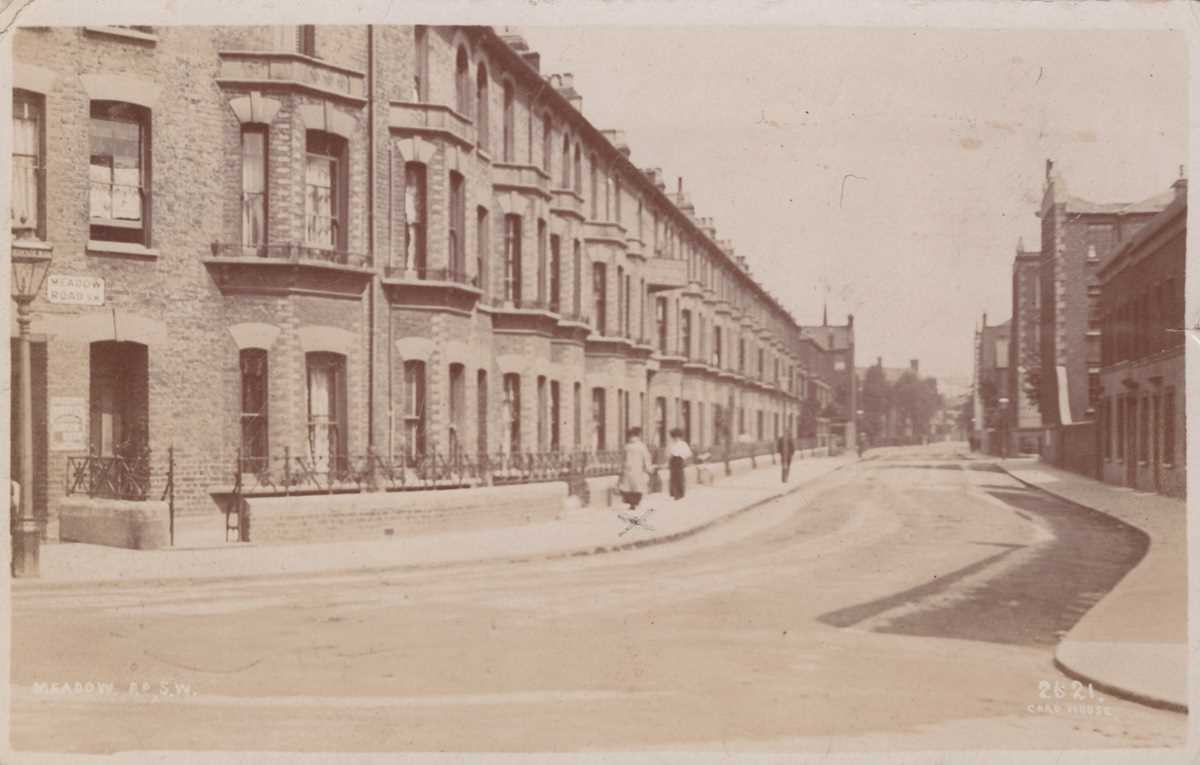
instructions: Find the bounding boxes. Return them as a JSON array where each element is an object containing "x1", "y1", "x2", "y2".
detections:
[
  {"x1": 997, "y1": 396, "x2": 1010, "y2": 460},
  {"x1": 11, "y1": 239, "x2": 52, "y2": 577}
]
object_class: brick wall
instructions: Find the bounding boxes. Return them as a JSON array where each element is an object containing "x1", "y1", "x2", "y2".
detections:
[{"x1": 245, "y1": 481, "x2": 566, "y2": 544}]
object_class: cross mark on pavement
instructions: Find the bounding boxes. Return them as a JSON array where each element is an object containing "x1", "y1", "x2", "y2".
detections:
[{"x1": 617, "y1": 508, "x2": 656, "y2": 536}]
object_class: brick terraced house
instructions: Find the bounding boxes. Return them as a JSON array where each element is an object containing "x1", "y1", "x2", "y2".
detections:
[
  {"x1": 1095, "y1": 176, "x2": 1187, "y2": 498},
  {"x1": 9, "y1": 24, "x2": 838, "y2": 540}
]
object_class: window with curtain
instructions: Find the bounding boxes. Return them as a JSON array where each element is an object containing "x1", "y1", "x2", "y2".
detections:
[
  {"x1": 656, "y1": 297, "x2": 668, "y2": 353},
  {"x1": 306, "y1": 352, "x2": 347, "y2": 472},
  {"x1": 504, "y1": 214, "x2": 522, "y2": 304},
  {"x1": 449, "y1": 364, "x2": 465, "y2": 458},
  {"x1": 475, "y1": 64, "x2": 490, "y2": 151},
  {"x1": 413, "y1": 26, "x2": 429, "y2": 101},
  {"x1": 572, "y1": 240, "x2": 583, "y2": 317},
  {"x1": 239, "y1": 349, "x2": 269, "y2": 472},
  {"x1": 477, "y1": 369, "x2": 489, "y2": 456},
  {"x1": 502, "y1": 81, "x2": 515, "y2": 162},
  {"x1": 12, "y1": 91, "x2": 43, "y2": 237},
  {"x1": 90, "y1": 100, "x2": 150, "y2": 245},
  {"x1": 449, "y1": 171, "x2": 466, "y2": 278},
  {"x1": 542, "y1": 113, "x2": 553, "y2": 173},
  {"x1": 561, "y1": 136, "x2": 571, "y2": 188},
  {"x1": 593, "y1": 261, "x2": 607, "y2": 333},
  {"x1": 573, "y1": 145, "x2": 582, "y2": 194},
  {"x1": 616, "y1": 266, "x2": 624, "y2": 336},
  {"x1": 305, "y1": 131, "x2": 346, "y2": 250},
  {"x1": 456, "y1": 47, "x2": 471, "y2": 116},
  {"x1": 590, "y1": 156, "x2": 599, "y2": 219},
  {"x1": 476, "y1": 205, "x2": 489, "y2": 292},
  {"x1": 537, "y1": 219, "x2": 547, "y2": 305},
  {"x1": 550, "y1": 380, "x2": 561, "y2": 451},
  {"x1": 592, "y1": 387, "x2": 606, "y2": 450},
  {"x1": 240, "y1": 125, "x2": 267, "y2": 250},
  {"x1": 624, "y1": 273, "x2": 632, "y2": 336},
  {"x1": 573, "y1": 382, "x2": 581, "y2": 448},
  {"x1": 404, "y1": 162, "x2": 426, "y2": 271},
  {"x1": 503, "y1": 373, "x2": 521, "y2": 453},
  {"x1": 549, "y1": 234, "x2": 562, "y2": 313},
  {"x1": 681, "y1": 310, "x2": 692, "y2": 359},
  {"x1": 403, "y1": 360, "x2": 427, "y2": 460},
  {"x1": 537, "y1": 375, "x2": 548, "y2": 451}
]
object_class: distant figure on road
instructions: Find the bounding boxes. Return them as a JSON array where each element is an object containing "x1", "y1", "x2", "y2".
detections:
[
  {"x1": 667, "y1": 428, "x2": 693, "y2": 500},
  {"x1": 617, "y1": 427, "x2": 654, "y2": 511},
  {"x1": 777, "y1": 433, "x2": 795, "y2": 482},
  {"x1": 857, "y1": 432, "x2": 867, "y2": 458}
]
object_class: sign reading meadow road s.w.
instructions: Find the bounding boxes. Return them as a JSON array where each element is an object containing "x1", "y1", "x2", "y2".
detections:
[{"x1": 47, "y1": 274, "x2": 105, "y2": 306}]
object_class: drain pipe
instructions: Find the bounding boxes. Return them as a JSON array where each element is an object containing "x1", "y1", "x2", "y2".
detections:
[{"x1": 366, "y1": 23, "x2": 377, "y2": 466}]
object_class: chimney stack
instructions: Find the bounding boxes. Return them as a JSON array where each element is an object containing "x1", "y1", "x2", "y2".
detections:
[
  {"x1": 910, "y1": 359, "x2": 919, "y2": 373},
  {"x1": 601, "y1": 129, "x2": 630, "y2": 158},
  {"x1": 551, "y1": 72, "x2": 583, "y2": 113},
  {"x1": 1173, "y1": 164, "x2": 1188, "y2": 201}
]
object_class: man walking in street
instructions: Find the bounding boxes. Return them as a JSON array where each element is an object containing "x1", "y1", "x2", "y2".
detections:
[
  {"x1": 778, "y1": 432, "x2": 795, "y2": 483},
  {"x1": 667, "y1": 428, "x2": 693, "y2": 500}
]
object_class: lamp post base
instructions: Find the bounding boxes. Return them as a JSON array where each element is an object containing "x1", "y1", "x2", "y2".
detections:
[{"x1": 12, "y1": 519, "x2": 40, "y2": 577}]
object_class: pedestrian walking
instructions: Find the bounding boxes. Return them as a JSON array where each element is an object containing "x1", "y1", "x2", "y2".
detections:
[
  {"x1": 616, "y1": 427, "x2": 654, "y2": 512},
  {"x1": 778, "y1": 433, "x2": 795, "y2": 482},
  {"x1": 667, "y1": 428, "x2": 693, "y2": 500}
]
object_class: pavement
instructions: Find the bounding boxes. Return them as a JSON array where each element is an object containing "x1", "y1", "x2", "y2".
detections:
[
  {"x1": 25, "y1": 452, "x2": 856, "y2": 587},
  {"x1": 999, "y1": 456, "x2": 1187, "y2": 713}
]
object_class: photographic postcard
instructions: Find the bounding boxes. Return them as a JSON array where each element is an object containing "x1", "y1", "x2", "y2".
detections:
[{"x1": 1, "y1": 0, "x2": 1196, "y2": 763}]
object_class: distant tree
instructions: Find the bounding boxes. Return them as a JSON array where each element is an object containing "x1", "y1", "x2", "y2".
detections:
[
  {"x1": 798, "y1": 396, "x2": 819, "y2": 440},
  {"x1": 860, "y1": 365, "x2": 891, "y2": 438},
  {"x1": 1023, "y1": 366, "x2": 1043, "y2": 417},
  {"x1": 957, "y1": 395, "x2": 974, "y2": 434},
  {"x1": 893, "y1": 370, "x2": 940, "y2": 439}
]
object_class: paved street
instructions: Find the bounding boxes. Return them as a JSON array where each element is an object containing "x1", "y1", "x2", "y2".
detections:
[{"x1": 10, "y1": 444, "x2": 1185, "y2": 754}]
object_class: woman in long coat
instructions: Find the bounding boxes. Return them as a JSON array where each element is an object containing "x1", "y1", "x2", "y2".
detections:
[{"x1": 616, "y1": 427, "x2": 654, "y2": 510}]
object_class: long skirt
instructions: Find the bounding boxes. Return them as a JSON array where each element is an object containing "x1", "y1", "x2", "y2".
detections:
[{"x1": 669, "y1": 456, "x2": 686, "y2": 500}]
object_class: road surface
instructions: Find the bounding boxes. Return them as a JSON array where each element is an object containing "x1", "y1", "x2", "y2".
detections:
[{"x1": 10, "y1": 444, "x2": 1185, "y2": 753}]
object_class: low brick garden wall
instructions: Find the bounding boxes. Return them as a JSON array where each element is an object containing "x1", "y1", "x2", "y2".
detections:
[
  {"x1": 243, "y1": 482, "x2": 567, "y2": 544},
  {"x1": 58, "y1": 498, "x2": 170, "y2": 550}
]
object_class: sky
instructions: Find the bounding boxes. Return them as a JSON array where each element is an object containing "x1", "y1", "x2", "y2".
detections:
[{"x1": 520, "y1": 26, "x2": 1187, "y2": 383}]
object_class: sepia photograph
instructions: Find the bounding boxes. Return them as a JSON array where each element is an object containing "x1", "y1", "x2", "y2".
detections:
[{"x1": 2, "y1": 0, "x2": 1195, "y2": 761}]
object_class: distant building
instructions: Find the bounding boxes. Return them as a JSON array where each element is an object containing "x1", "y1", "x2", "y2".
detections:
[
  {"x1": 799, "y1": 311, "x2": 856, "y2": 447},
  {"x1": 972, "y1": 314, "x2": 1011, "y2": 455},
  {"x1": 1095, "y1": 175, "x2": 1187, "y2": 498},
  {"x1": 1037, "y1": 160, "x2": 1173, "y2": 427},
  {"x1": 1009, "y1": 241, "x2": 1042, "y2": 453}
]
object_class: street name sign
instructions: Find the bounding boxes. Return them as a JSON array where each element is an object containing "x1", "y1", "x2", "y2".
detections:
[{"x1": 47, "y1": 274, "x2": 105, "y2": 306}]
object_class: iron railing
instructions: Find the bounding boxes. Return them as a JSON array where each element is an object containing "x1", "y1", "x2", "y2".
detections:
[
  {"x1": 66, "y1": 449, "x2": 153, "y2": 501},
  {"x1": 231, "y1": 447, "x2": 634, "y2": 497}
]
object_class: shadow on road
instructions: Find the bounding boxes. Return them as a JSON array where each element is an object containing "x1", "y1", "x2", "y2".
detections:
[{"x1": 817, "y1": 483, "x2": 1149, "y2": 647}]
